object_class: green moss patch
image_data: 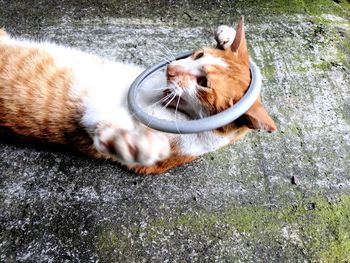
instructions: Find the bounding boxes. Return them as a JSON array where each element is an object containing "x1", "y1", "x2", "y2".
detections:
[
  {"x1": 95, "y1": 195, "x2": 350, "y2": 261},
  {"x1": 236, "y1": 0, "x2": 350, "y2": 17}
]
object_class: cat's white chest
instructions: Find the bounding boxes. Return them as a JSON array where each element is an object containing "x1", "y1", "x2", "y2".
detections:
[{"x1": 177, "y1": 132, "x2": 229, "y2": 156}]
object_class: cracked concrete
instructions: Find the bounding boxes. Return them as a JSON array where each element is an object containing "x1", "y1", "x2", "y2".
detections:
[{"x1": 0, "y1": 0, "x2": 350, "y2": 262}]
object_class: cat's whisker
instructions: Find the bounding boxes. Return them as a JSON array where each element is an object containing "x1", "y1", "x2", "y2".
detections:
[
  {"x1": 141, "y1": 92, "x2": 173, "y2": 108},
  {"x1": 157, "y1": 54, "x2": 171, "y2": 64},
  {"x1": 160, "y1": 43, "x2": 175, "y2": 59},
  {"x1": 134, "y1": 87, "x2": 171, "y2": 107},
  {"x1": 150, "y1": 86, "x2": 169, "y2": 91},
  {"x1": 151, "y1": 46, "x2": 171, "y2": 64},
  {"x1": 160, "y1": 54, "x2": 171, "y2": 64},
  {"x1": 156, "y1": 43, "x2": 175, "y2": 62},
  {"x1": 146, "y1": 93, "x2": 177, "y2": 128},
  {"x1": 158, "y1": 44, "x2": 171, "y2": 57},
  {"x1": 157, "y1": 92, "x2": 177, "y2": 113},
  {"x1": 154, "y1": 44, "x2": 168, "y2": 58},
  {"x1": 129, "y1": 92, "x2": 174, "y2": 118},
  {"x1": 174, "y1": 95, "x2": 182, "y2": 135},
  {"x1": 163, "y1": 46, "x2": 176, "y2": 61}
]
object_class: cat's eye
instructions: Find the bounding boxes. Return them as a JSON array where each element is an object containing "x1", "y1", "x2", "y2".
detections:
[
  {"x1": 197, "y1": 76, "x2": 208, "y2": 87},
  {"x1": 193, "y1": 51, "x2": 204, "y2": 60}
]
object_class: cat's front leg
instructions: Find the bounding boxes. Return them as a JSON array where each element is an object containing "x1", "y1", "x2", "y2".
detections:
[
  {"x1": 214, "y1": 25, "x2": 236, "y2": 50},
  {"x1": 93, "y1": 123, "x2": 171, "y2": 167}
]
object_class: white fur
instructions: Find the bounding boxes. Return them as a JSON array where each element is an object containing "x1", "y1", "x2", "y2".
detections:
[
  {"x1": 171, "y1": 53, "x2": 228, "y2": 76},
  {"x1": 3, "y1": 28, "x2": 236, "y2": 166},
  {"x1": 215, "y1": 25, "x2": 236, "y2": 49}
]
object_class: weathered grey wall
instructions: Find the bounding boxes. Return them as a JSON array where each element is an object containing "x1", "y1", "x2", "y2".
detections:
[{"x1": 0, "y1": 0, "x2": 350, "y2": 262}]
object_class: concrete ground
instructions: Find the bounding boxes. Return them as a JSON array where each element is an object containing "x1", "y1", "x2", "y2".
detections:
[{"x1": 0, "y1": 0, "x2": 349, "y2": 262}]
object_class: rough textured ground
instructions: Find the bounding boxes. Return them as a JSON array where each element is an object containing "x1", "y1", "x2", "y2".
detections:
[{"x1": 0, "y1": 0, "x2": 350, "y2": 262}]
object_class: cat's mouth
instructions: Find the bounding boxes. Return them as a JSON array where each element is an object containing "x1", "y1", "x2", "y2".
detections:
[{"x1": 162, "y1": 89, "x2": 190, "y2": 115}]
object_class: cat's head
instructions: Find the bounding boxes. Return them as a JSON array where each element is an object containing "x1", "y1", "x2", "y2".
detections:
[{"x1": 166, "y1": 17, "x2": 277, "y2": 133}]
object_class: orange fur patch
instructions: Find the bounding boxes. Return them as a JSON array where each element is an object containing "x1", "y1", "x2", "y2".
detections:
[
  {"x1": 0, "y1": 28, "x2": 7, "y2": 37},
  {"x1": 200, "y1": 48, "x2": 251, "y2": 115},
  {"x1": 132, "y1": 154, "x2": 197, "y2": 175},
  {"x1": 0, "y1": 42, "x2": 94, "y2": 154},
  {"x1": 131, "y1": 144, "x2": 196, "y2": 174}
]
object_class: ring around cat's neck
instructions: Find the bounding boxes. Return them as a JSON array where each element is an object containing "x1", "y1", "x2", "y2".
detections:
[{"x1": 128, "y1": 51, "x2": 262, "y2": 134}]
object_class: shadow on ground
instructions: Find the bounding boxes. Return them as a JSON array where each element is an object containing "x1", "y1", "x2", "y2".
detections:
[{"x1": 0, "y1": 0, "x2": 350, "y2": 262}]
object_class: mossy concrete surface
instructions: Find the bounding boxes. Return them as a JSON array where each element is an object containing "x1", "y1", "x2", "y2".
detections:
[{"x1": 1, "y1": 0, "x2": 350, "y2": 262}]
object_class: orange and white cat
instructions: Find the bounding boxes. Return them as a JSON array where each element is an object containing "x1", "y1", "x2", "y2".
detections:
[{"x1": 0, "y1": 17, "x2": 276, "y2": 174}]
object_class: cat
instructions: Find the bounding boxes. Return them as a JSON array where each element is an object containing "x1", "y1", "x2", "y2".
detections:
[{"x1": 0, "y1": 17, "x2": 277, "y2": 174}]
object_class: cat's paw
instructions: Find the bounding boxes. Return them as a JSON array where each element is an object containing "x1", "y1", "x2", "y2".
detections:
[
  {"x1": 214, "y1": 25, "x2": 236, "y2": 50},
  {"x1": 94, "y1": 125, "x2": 170, "y2": 166}
]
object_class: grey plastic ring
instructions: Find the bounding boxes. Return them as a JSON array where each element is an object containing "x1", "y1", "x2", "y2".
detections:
[{"x1": 128, "y1": 51, "x2": 262, "y2": 134}]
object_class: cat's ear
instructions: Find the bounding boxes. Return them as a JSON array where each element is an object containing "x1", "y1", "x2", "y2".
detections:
[
  {"x1": 243, "y1": 101, "x2": 277, "y2": 132},
  {"x1": 231, "y1": 16, "x2": 249, "y2": 64}
]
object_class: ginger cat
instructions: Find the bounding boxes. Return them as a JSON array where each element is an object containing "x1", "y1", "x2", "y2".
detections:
[{"x1": 0, "y1": 17, "x2": 276, "y2": 174}]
